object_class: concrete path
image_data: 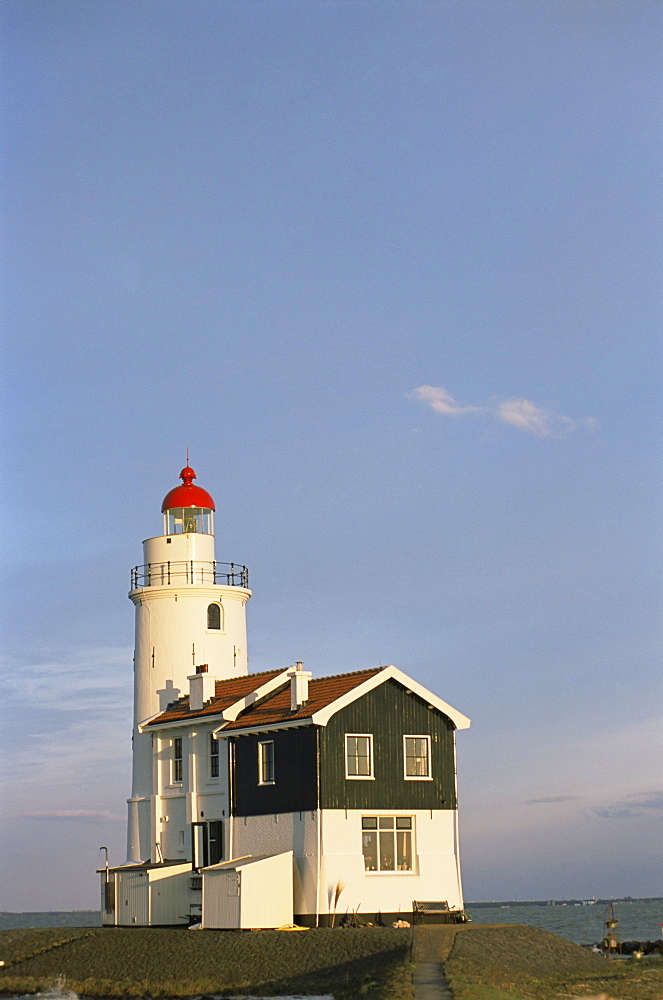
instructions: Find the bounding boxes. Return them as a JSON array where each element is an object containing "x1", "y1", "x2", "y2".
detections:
[
  {"x1": 412, "y1": 925, "x2": 459, "y2": 1000},
  {"x1": 412, "y1": 960, "x2": 454, "y2": 999}
]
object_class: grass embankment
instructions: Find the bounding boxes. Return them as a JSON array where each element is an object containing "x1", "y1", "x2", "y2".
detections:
[
  {"x1": 0, "y1": 926, "x2": 413, "y2": 1000},
  {"x1": 443, "y1": 924, "x2": 663, "y2": 1000},
  {"x1": 2, "y1": 924, "x2": 662, "y2": 999}
]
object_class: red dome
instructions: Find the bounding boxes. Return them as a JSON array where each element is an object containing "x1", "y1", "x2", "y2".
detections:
[{"x1": 161, "y1": 466, "x2": 216, "y2": 512}]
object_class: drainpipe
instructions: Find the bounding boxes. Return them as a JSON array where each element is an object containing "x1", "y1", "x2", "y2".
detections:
[
  {"x1": 152, "y1": 733, "x2": 160, "y2": 864},
  {"x1": 189, "y1": 730, "x2": 199, "y2": 838},
  {"x1": 99, "y1": 846, "x2": 109, "y2": 873},
  {"x1": 228, "y1": 738, "x2": 235, "y2": 861},
  {"x1": 316, "y1": 729, "x2": 321, "y2": 928},
  {"x1": 99, "y1": 847, "x2": 110, "y2": 922}
]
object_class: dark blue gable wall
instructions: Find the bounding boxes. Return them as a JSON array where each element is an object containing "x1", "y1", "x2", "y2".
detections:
[
  {"x1": 320, "y1": 679, "x2": 457, "y2": 810},
  {"x1": 231, "y1": 679, "x2": 458, "y2": 817},
  {"x1": 232, "y1": 726, "x2": 318, "y2": 816}
]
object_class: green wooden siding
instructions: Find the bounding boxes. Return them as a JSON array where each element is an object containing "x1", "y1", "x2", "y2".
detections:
[{"x1": 319, "y1": 679, "x2": 457, "y2": 811}]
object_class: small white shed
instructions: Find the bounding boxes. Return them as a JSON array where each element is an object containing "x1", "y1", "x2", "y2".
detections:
[
  {"x1": 202, "y1": 853, "x2": 293, "y2": 929},
  {"x1": 106, "y1": 861, "x2": 193, "y2": 926}
]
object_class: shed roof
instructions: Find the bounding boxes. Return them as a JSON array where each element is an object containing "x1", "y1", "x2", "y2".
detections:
[
  {"x1": 101, "y1": 860, "x2": 191, "y2": 874},
  {"x1": 203, "y1": 852, "x2": 292, "y2": 872}
]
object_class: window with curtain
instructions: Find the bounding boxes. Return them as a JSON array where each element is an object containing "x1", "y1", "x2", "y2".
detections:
[{"x1": 345, "y1": 734, "x2": 373, "y2": 778}]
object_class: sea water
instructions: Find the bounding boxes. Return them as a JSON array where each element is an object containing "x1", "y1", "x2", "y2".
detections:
[
  {"x1": 2, "y1": 900, "x2": 662, "y2": 943},
  {"x1": 0, "y1": 913, "x2": 101, "y2": 931},
  {"x1": 466, "y1": 898, "x2": 663, "y2": 944}
]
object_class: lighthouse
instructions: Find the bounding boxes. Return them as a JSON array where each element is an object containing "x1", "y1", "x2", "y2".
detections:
[{"x1": 126, "y1": 464, "x2": 251, "y2": 863}]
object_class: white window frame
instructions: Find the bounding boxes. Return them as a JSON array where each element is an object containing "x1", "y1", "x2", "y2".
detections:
[
  {"x1": 345, "y1": 734, "x2": 374, "y2": 779},
  {"x1": 403, "y1": 735, "x2": 432, "y2": 780},
  {"x1": 258, "y1": 740, "x2": 275, "y2": 785},
  {"x1": 172, "y1": 736, "x2": 183, "y2": 784},
  {"x1": 361, "y1": 815, "x2": 414, "y2": 873},
  {"x1": 209, "y1": 733, "x2": 220, "y2": 780}
]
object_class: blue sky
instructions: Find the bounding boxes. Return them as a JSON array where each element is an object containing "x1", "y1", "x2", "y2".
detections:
[{"x1": 1, "y1": 0, "x2": 661, "y2": 910}]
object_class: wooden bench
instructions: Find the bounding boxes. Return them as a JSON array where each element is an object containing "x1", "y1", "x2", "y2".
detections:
[{"x1": 413, "y1": 900, "x2": 465, "y2": 924}]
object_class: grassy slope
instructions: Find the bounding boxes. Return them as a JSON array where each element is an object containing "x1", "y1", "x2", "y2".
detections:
[
  {"x1": 0, "y1": 926, "x2": 413, "y2": 1000},
  {"x1": 2, "y1": 924, "x2": 662, "y2": 1000},
  {"x1": 444, "y1": 924, "x2": 663, "y2": 1000}
]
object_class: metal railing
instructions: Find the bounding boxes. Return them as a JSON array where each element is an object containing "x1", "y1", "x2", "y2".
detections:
[{"x1": 130, "y1": 560, "x2": 249, "y2": 590}]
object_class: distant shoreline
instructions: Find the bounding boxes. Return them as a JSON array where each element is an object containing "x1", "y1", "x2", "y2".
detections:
[
  {"x1": 3, "y1": 896, "x2": 662, "y2": 916},
  {"x1": 467, "y1": 896, "x2": 663, "y2": 908}
]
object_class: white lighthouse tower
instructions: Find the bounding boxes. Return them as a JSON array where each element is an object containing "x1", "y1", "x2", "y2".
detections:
[{"x1": 126, "y1": 464, "x2": 251, "y2": 863}]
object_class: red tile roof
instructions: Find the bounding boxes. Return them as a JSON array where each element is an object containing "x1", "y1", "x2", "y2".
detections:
[
  {"x1": 145, "y1": 667, "x2": 383, "y2": 731},
  {"x1": 224, "y1": 667, "x2": 382, "y2": 730},
  {"x1": 146, "y1": 669, "x2": 284, "y2": 726}
]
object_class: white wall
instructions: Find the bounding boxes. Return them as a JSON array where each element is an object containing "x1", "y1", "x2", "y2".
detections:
[
  {"x1": 232, "y1": 811, "x2": 319, "y2": 918},
  {"x1": 319, "y1": 809, "x2": 463, "y2": 919},
  {"x1": 231, "y1": 808, "x2": 463, "y2": 921},
  {"x1": 153, "y1": 725, "x2": 230, "y2": 862}
]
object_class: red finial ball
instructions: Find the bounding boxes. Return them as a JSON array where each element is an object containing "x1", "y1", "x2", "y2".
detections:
[{"x1": 161, "y1": 464, "x2": 215, "y2": 512}]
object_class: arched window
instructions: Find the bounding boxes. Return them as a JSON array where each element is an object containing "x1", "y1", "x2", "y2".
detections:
[{"x1": 207, "y1": 604, "x2": 221, "y2": 630}]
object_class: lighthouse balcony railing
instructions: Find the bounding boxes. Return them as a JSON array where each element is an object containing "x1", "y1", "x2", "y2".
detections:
[{"x1": 131, "y1": 560, "x2": 249, "y2": 590}]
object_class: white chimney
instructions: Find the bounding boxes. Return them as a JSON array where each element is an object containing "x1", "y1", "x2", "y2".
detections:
[
  {"x1": 188, "y1": 664, "x2": 216, "y2": 712},
  {"x1": 288, "y1": 661, "x2": 311, "y2": 711}
]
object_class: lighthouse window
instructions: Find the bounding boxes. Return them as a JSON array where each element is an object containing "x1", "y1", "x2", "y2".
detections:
[
  {"x1": 207, "y1": 604, "x2": 222, "y2": 630},
  {"x1": 173, "y1": 737, "x2": 183, "y2": 783},
  {"x1": 166, "y1": 508, "x2": 213, "y2": 535},
  {"x1": 345, "y1": 734, "x2": 373, "y2": 778},
  {"x1": 362, "y1": 816, "x2": 413, "y2": 872}
]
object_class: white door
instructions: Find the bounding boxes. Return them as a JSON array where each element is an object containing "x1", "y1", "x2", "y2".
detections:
[
  {"x1": 224, "y1": 871, "x2": 241, "y2": 927},
  {"x1": 122, "y1": 872, "x2": 149, "y2": 925}
]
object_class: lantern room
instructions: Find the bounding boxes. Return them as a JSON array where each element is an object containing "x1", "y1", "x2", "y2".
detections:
[{"x1": 161, "y1": 465, "x2": 215, "y2": 536}]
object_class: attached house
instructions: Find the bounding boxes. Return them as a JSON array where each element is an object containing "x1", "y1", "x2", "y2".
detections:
[{"x1": 135, "y1": 661, "x2": 470, "y2": 927}]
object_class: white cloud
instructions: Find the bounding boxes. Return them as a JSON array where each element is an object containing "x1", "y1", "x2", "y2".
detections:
[
  {"x1": 19, "y1": 809, "x2": 125, "y2": 822},
  {"x1": 593, "y1": 790, "x2": 663, "y2": 820},
  {"x1": 496, "y1": 398, "x2": 575, "y2": 437},
  {"x1": 409, "y1": 384, "x2": 598, "y2": 437},
  {"x1": 407, "y1": 384, "x2": 482, "y2": 417},
  {"x1": 526, "y1": 795, "x2": 585, "y2": 805},
  {"x1": 0, "y1": 646, "x2": 133, "y2": 810}
]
